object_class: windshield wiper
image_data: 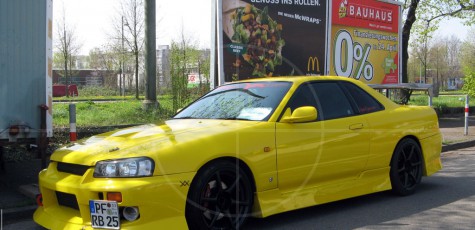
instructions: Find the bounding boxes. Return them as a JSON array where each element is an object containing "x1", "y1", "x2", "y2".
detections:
[
  {"x1": 206, "y1": 88, "x2": 265, "y2": 99},
  {"x1": 222, "y1": 117, "x2": 253, "y2": 121},
  {"x1": 173, "y1": 116, "x2": 195, "y2": 119}
]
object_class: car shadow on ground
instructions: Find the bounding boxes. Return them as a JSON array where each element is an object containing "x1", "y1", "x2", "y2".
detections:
[{"x1": 245, "y1": 154, "x2": 475, "y2": 229}]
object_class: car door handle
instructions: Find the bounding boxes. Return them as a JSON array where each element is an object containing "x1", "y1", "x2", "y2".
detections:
[{"x1": 349, "y1": 123, "x2": 364, "y2": 130}]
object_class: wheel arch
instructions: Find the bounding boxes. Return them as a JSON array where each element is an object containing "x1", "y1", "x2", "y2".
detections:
[
  {"x1": 392, "y1": 135, "x2": 426, "y2": 175},
  {"x1": 189, "y1": 157, "x2": 257, "y2": 195}
]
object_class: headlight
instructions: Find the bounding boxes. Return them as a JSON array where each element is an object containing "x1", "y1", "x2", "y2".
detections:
[{"x1": 94, "y1": 157, "x2": 154, "y2": 178}]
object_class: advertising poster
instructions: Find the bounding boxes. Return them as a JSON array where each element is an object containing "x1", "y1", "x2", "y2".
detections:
[
  {"x1": 221, "y1": 0, "x2": 328, "y2": 82},
  {"x1": 330, "y1": 0, "x2": 400, "y2": 84}
]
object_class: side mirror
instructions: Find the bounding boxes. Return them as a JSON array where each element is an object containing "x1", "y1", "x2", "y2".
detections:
[{"x1": 281, "y1": 106, "x2": 318, "y2": 123}]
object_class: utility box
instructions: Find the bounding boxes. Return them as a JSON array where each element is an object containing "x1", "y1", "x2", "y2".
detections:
[{"x1": 0, "y1": 0, "x2": 53, "y2": 142}]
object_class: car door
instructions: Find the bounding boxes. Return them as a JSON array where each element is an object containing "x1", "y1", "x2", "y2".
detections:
[{"x1": 276, "y1": 81, "x2": 370, "y2": 193}]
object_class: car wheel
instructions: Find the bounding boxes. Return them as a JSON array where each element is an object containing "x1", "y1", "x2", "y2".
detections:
[
  {"x1": 390, "y1": 138, "x2": 423, "y2": 196},
  {"x1": 186, "y1": 160, "x2": 254, "y2": 230}
]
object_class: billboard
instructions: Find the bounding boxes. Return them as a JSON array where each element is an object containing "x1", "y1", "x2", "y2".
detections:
[
  {"x1": 217, "y1": 0, "x2": 401, "y2": 84},
  {"x1": 330, "y1": 0, "x2": 400, "y2": 84},
  {"x1": 220, "y1": 0, "x2": 329, "y2": 82}
]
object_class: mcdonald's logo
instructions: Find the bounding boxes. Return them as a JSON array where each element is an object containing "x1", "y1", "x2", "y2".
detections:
[{"x1": 307, "y1": 56, "x2": 320, "y2": 73}]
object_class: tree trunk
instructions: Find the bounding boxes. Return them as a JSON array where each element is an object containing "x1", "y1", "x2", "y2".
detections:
[{"x1": 402, "y1": 0, "x2": 420, "y2": 83}]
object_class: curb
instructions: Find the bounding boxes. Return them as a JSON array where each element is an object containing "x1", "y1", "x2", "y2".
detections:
[
  {"x1": 442, "y1": 139, "x2": 475, "y2": 152},
  {"x1": 1, "y1": 205, "x2": 36, "y2": 224}
]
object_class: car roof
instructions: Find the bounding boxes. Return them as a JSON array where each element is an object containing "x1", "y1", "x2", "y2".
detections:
[{"x1": 231, "y1": 76, "x2": 356, "y2": 85}]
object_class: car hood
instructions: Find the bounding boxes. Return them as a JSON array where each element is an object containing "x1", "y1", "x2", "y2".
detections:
[{"x1": 51, "y1": 119, "x2": 260, "y2": 166}]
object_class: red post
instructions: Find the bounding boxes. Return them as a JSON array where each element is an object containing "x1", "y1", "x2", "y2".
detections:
[
  {"x1": 465, "y1": 95, "x2": 469, "y2": 136},
  {"x1": 69, "y1": 104, "x2": 77, "y2": 141}
]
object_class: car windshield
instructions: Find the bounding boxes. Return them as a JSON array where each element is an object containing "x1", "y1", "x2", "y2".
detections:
[{"x1": 174, "y1": 82, "x2": 292, "y2": 121}]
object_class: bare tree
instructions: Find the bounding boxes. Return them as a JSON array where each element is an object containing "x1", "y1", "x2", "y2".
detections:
[
  {"x1": 55, "y1": 6, "x2": 82, "y2": 96},
  {"x1": 88, "y1": 44, "x2": 128, "y2": 89},
  {"x1": 110, "y1": 0, "x2": 146, "y2": 100}
]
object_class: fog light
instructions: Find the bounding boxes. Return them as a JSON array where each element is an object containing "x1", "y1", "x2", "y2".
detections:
[{"x1": 123, "y1": 206, "x2": 139, "y2": 221}]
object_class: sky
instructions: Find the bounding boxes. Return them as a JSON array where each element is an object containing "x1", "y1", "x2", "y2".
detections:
[
  {"x1": 53, "y1": 0, "x2": 473, "y2": 55},
  {"x1": 53, "y1": 0, "x2": 212, "y2": 55}
]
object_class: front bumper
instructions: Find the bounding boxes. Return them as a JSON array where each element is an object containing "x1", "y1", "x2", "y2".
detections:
[{"x1": 34, "y1": 161, "x2": 194, "y2": 229}]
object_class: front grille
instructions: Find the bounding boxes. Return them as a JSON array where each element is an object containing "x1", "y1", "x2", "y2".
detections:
[
  {"x1": 57, "y1": 162, "x2": 90, "y2": 176},
  {"x1": 56, "y1": 191, "x2": 79, "y2": 210}
]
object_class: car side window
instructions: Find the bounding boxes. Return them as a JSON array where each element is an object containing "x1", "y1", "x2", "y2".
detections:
[
  {"x1": 311, "y1": 82, "x2": 355, "y2": 120},
  {"x1": 287, "y1": 83, "x2": 319, "y2": 114},
  {"x1": 341, "y1": 82, "x2": 384, "y2": 114}
]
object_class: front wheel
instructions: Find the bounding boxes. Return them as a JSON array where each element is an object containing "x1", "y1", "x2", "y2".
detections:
[
  {"x1": 186, "y1": 160, "x2": 254, "y2": 230},
  {"x1": 390, "y1": 138, "x2": 423, "y2": 196}
]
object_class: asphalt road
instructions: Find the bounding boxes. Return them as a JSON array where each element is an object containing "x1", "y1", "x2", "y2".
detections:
[{"x1": 3, "y1": 147, "x2": 475, "y2": 230}]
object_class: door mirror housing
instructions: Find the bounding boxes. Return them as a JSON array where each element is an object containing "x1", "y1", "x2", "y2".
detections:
[{"x1": 281, "y1": 106, "x2": 318, "y2": 123}]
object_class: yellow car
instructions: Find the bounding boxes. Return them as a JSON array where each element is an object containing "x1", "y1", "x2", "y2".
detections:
[{"x1": 34, "y1": 76, "x2": 442, "y2": 229}]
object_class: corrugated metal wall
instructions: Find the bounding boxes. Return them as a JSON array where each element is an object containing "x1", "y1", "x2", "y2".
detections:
[{"x1": 0, "y1": 0, "x2": 49, "y2": 140}]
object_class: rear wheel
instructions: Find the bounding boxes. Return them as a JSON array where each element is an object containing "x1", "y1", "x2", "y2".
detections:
[
  {"x1": 186, "y1": 161, "x2": 254, "y2": 230},
  {"x1": 390, "y1": 138, "x2": 423, "y2": 196}
]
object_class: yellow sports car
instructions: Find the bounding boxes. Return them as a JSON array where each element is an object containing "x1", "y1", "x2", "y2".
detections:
[{"x1": 34, "y1": 76, "x2": 442, "y2": 229}]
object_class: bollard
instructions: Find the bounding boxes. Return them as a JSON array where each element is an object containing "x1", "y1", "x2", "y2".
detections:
[
  {"x1": 465, "y1": 95, "x2": 469, "y2": 136},
  {"x1": 69, "y1": 104, "x2": 77, "y2": 141}
]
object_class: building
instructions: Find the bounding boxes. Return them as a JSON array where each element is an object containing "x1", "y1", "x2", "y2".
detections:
[
  {"x1": 157, "y1": 45, "x2": 171, "y2": 93},
  {"x1": 53, "y1": 69, "x2": 117, "y2": 87}
]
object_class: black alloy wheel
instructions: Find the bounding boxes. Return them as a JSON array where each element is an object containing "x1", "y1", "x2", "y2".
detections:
[
  {"x1": 186, "y1": 161, "x2": 254, "y2": 230},
  {"x1": 390, "y1": 138, "x2": 423, "y2": 196}
]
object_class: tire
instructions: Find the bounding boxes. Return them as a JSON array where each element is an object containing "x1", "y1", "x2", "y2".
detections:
[
  {"x1": 390, "y1": 138, "x2": 423, "y2": 196},
  {"x1": 185, "y1": 160, "x2": 254, "y2": 230}
]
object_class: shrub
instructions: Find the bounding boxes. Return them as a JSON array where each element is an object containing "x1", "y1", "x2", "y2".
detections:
[{"x1": 462, "y1": 72, "x2": 475, "y2": 97}]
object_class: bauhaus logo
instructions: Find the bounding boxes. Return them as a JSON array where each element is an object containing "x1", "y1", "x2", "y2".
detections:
[{"x1": 338, "y1": 0, "x2": 393, "y2": 23}]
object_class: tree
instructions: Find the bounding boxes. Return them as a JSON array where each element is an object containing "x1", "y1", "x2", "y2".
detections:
[
  {"x1": 112, "y1": 0, "x2": 145, "y2": 100},
  {"x1": 88, "y1": 44, "x2": 126, "y2": 90},
  {"x1": 461, "y1": 28, "x2": 475, "y2": 96},
  {"x1": 198, "y1": 52, "x2": 211, "y2": 95},
  {"x1": 460, "y1": 28, "x2": 475, "y2": 75},
  {"x1": 401, "y1": 0, "x2": 475, "y2": 83},
  {"x1": 170, "y1": 29, "x2": 200, "y2": 111},
  {"x1": 55, "y1": 6, "x2": 82, "y2": 95}
]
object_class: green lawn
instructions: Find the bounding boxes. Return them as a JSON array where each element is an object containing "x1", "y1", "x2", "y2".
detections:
[
  {"x1": 53, "y1": 97, "x2": 176, "y2": 127},
  {"x1": 409, "y1": 94, "x2": 474, "y2": 109}
]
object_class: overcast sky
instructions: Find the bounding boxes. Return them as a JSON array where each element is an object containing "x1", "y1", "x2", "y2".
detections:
[
  {"x1": 53, "y1": 0, "x2": 212, "y2": 55},
  {"x1": 52, "y1": 0, "x2": 472, "y2": 55}
]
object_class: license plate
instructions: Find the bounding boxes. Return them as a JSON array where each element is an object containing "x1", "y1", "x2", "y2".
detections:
[{"x1": 89, "y1": 200, "x2": 120, "y2": 229}]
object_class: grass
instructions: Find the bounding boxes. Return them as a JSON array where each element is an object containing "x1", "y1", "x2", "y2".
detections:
[
  {"x1": 52, "y1": 86, "x2": 472, "y2": 128},
  {"x1": 408, "y1": 94, "x2": 474, "y2": 109},
  {"x1": 53, "y1": 96, "x2": 177, "y2": 127}
]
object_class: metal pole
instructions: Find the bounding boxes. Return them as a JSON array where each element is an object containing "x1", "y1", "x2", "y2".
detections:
[
  {"x1": 465, "y1": 95, "x2": 469, "y2": 136},
  {"x1": 143, "y1": 0, "x2": 158, "y2": 109},
  {"x1": 69, "y1": 104, "x2": 77, "y2": 142},
  {"x1": 120, "y1": 16, "x2": 124, "y2": 96}
]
